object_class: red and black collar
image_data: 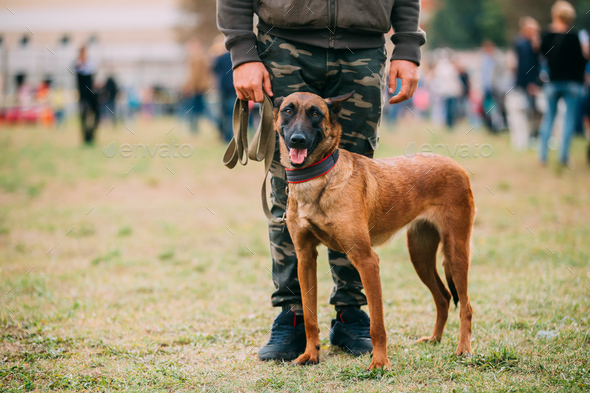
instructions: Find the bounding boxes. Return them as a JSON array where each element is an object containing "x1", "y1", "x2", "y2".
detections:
[{"x1": 285, "y1": 149, "x2": 339, "y2": 184}]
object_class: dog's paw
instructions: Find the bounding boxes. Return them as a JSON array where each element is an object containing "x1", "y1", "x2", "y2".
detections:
[
  {"x1": 455, "y1": 342, "x2": 473, "y2": 356},
  {"x1": 415, "y1": 335, "x2": 441, "y2": 344},
  {"x1": 293, "y1": 352, "x2": 319, "y2": 366},
  {"x1": 367, "y1": 357, "x2": 391, "y2": 371}
]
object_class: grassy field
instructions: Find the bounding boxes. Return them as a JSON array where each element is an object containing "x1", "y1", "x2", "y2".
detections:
[{"x1": 1, "y1": 116, "x2": 589, "y2": 392}]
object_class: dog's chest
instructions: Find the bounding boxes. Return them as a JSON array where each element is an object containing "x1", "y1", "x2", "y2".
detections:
[
  {"x1": 294, "y1": 203, "x2": 343, "y2": 252},
  {"x1": 305, "y1": 220, "x2": 341, "y2": 251},
  {"x1": 295, "y1": 200, "x2": 318, "y2": 219}
]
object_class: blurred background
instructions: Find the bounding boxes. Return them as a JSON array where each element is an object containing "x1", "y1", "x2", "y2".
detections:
[
  {"x1": 1, "y1": 1, "x2": 590, "y2": 390},
  {"x1": 1, "y1": 0, "x2": 197, "y2": 128},
  {"x1": 1, "y1": 0, "x2": 590, "y2": 151}
]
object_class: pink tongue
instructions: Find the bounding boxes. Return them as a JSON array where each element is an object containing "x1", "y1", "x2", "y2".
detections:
[{"x1": 289, "y1": 148, "x2": 308, "y2": 164}]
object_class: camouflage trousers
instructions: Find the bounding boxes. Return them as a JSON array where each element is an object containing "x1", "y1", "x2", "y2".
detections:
[{"x1": 257, "y1": 32, "x2": 387, "y2": 308}]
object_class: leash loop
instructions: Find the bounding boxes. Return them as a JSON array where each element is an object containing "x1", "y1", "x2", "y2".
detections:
[{"x1": 222, "y1": 93, "x2": 286, "y2": 225}]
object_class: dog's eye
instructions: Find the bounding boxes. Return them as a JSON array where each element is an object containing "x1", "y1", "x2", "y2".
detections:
[
  {"x1": 312, "y1": 111, "x2": 319, "y2": 117},
  {"x1": 285, "y1": 109, "x2": 292, "y2": 115}
]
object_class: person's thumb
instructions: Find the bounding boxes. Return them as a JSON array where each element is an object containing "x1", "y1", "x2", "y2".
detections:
[
  {"x1": 388, "y1": 69, "x2": 397, "y2": 95},
  {"x1": 263, "y1": 70, "x2": 273, "y2": 97}
]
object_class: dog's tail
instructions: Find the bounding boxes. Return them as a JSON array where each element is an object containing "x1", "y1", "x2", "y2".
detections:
[{"x1": 443, "y1": 260, "x2": 459, "y2": 307}]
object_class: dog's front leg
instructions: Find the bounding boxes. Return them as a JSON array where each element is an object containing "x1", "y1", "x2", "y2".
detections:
[
  {"x1": 347, "y1": 243, "x2": 391, "y2": 371},
  {"x1": 291, "y1": 230, "x2": 321, "y2": 365}
]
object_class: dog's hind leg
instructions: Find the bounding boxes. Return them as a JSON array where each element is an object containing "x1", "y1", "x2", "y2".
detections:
[
  {"x1": 441, "y1": 229, "x2": 473, "y2": 355},
  {"x1": 407, "y1": 220, "x2": 451, "y2": 344}
]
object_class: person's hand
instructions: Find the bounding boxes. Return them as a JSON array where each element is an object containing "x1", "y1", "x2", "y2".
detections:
[
  {"x1": 233, "y1": 62, "x2": 273, "y2": 103},
  {"x1": 388, "y1": 60, "x2": 420, "y2": 104}
]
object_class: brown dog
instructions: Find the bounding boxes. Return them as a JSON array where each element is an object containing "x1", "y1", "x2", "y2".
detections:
[{"x1": 273, "y1": 91, "x2": 475, "y2": 370}]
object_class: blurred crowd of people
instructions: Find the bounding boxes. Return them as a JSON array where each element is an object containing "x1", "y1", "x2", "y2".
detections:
[
  {"x1": 182, "y1": 36, "x2": 237, "y2": 142},
  {"x1": 1, "y1": 1, "x2": 589, "y2": 165},
  {"x1": 0, "y1": 35, "x2": 236, "y2": 145},
  {"x1": 0, "y1": 67, "x2": 176, "y2": 132},
  {"x1": 387, "y1": 0, "x2": 589, "y2": 166}
]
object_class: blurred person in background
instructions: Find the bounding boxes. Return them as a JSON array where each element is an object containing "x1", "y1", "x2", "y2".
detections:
[
  {"x1": 212, "y1": 36, "x2": 237, "y2": 142},
  {"x1": 456, "y1": 61, "x2": 471, "y2": 122},
  {"x1": 125, "y1": 86, "x2": 141, "y2": 122},
  {"x1": 582, "y1": 47, "x2": 590, "y2": 164},
  {"x1": 425, "y1": 60, "x2": 445, "y2": 124},
  {"x1": 75, "y1": 46, "x2": 99, "y2": 144},
  {"x1": 218, "y1": 0, "x2": 425, "y2": 363},
  {"x1": 16, "y1": 75, "x2": 34, "y2": 115},
  {"x1": 433, "y1": 49, "x2": 462, "y2": 129},
  {"x1": 506, "y1": 16, "x2": 542, "y2": 150},
  {"x1": 575, "y1": 29, "x2": 590, "y2": 136},
  {"x1": 51, "y1": 85, "x2": 67, "y2": 129},
  {"x1": 184, "y1": 40, "x2": 212, "y2": 133},
  {"x1": 141, "y1": 87, "x2": 155, "y2": 119},
  {"x1": 584, "y1": 67, "x2": 590, "y2": 164},
  {"x1": 411, "y1": 68, "x2": 430, "y2": 119},
  {"x1": 538, "y1": 1, "x2": 588, "y2": 166},
  {"x1": 100, "y1": 74, "x2": 119, "y2": 125},
  {"x1": 481, "y1": 41, "x2": 508, "y2": 133},
  {"x1": 37, "y1": 80, "x2": 53, "y2": 128}
]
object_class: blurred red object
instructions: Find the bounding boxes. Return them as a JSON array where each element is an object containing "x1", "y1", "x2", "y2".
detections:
[{"x1": 1, "y1": 106, "x2": 41, "y2": 124}]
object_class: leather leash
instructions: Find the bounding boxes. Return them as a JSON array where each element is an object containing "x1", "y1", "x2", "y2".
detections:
[{"x1": 222, "y1": 93, "x2": 286, "y2": 225}]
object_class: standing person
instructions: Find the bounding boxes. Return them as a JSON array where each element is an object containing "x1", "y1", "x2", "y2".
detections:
[
  {"x1": 218, "y1": 0, "x2": 425, "y2": 361},
  {"x1": 101, "y1": 75, "x2": 119, "y2": 125},
  {"x1": 184, "y1": 40, "x2": 212, "y2": 133},
  {"x1": 539, "y1": 1, "x2": 588, "y2": 166},
  {"x1": 16, "y1": 74, "x2": 33, "y2": 122},
  {"x1": 51, "y1": 85, "x2": 67, "y2": 129},
  {"x1": 507, "y1": 17, "x2": 542, "y2": 150},
  {"x1": 212, "y1": 36, "x2": 237, "y2": 142},
  {"x1": 126, "y1": 86, "x2": 141, "y2": 122},
  {"x1": 456, "y1": 61, "x2": 471, "y2": 122},
  {"x1": 575, "y1": 29, "x2": 590, "y2": 137},
  {"x1": 75, "y1": 46, "x2": 99, "y2": 144},
  {"x1": 481, "y1": 41, "x2": 508, "y2": 133},
  {"x1": 433, "y1": 49, "x2": 462, "y2": 129},
  {"x1": 582, "y1": 50, "x2": 590, "y2": 164}
]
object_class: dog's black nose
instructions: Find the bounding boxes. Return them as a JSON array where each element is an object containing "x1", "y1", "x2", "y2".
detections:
[{"x1": 289, "y1": 134, "x2": 307, "y2": 148}]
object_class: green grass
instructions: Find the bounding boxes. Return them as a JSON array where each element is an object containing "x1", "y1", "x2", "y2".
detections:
[{"x1": 1, "y1": 117, "x2": 589, "y2": 392}]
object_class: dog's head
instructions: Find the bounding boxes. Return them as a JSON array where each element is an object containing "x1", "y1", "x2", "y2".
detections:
[{"x1": 273, "y1": 91, "x2": 354, "y2": 169}]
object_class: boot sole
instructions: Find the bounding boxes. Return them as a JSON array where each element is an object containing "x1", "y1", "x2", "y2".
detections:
[{"x1": 258, "y1": 351, "x2": 303, "y2": 362}]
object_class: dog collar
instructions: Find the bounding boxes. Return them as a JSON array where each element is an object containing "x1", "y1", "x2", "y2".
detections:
[{"x1": 285, "y1": 149, "x2": 339, "y2": 184}]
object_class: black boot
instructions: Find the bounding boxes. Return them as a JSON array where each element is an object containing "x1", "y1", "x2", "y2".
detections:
[
  {"x1": 258, "y1": 307, "x2": 306, "y2": 361},
  {"x1": 330, "y1": 308, "x2": 373, "y2": 356}
]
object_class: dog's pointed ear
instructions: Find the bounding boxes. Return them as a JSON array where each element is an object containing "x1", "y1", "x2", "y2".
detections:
[
  {"x1": 273, "y1": 96, "x2": 284, "y2": 122},
  {"x1": 273, "y1": 96, "x2": 284, "y2": 109},
  {"x1": 324, "y1": 91, "x2": 355, "y2": 116}
]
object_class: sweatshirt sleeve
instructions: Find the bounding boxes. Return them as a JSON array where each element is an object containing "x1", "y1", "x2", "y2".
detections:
[
  {"x1": 217, "y1": 0, "x2": 260, "y2": 69},
  {"x1": 389, "y1": 0, "x2": 427, "y2": 65}
]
